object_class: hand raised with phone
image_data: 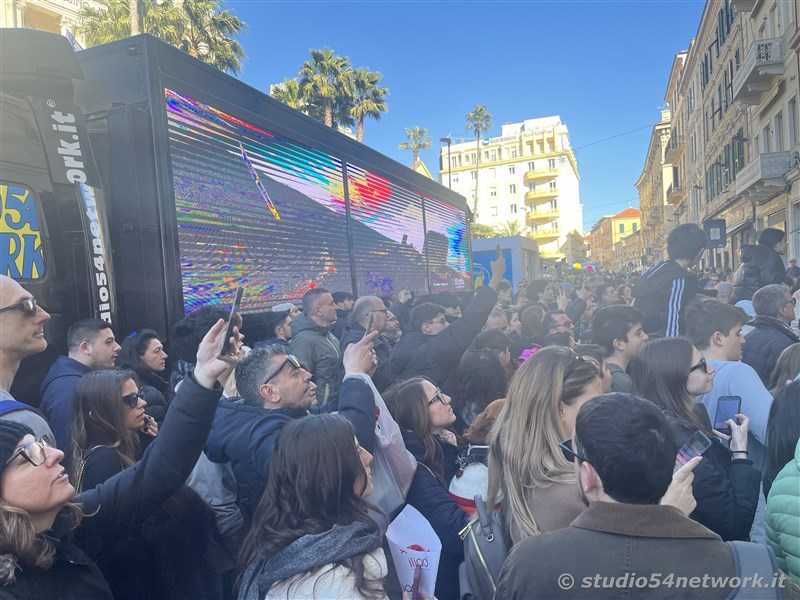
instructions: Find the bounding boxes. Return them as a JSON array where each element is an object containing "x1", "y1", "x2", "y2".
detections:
[{"x1": 714, "y1": 413, "x2": 750, "y2": 453}]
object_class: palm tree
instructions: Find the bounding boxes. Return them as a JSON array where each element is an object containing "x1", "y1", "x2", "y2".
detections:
[
  {"x1": 399, "y1": 126, "x2": 432, "y2": 166},
  {"x1": 465, "y1": 105, "x2": 493, "y2": 216},
  {"x1": 497, "y1": 220, "x2": 525, "y2": 237},
  {"x1": 350, "y1": 68, "x2": 388, "y2": 142},
  {"x1": 270, "y1": 78, "x2": 305, "y2": 110},
  {"x1": 79, "y1": 0, "x2": 246, "y2": 74},
  {"x1": 179, "y1": 0, "x2": 247, "y2": 74},
  {"x1": 470, "y1": 223, "x2": 496, "y2": 239},
  {"x1": 300, "y1": 49, "x2": 353, "y2": 128}
]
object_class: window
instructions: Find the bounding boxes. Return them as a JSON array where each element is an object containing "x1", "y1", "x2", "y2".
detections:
[
  {"x1": 489, "y1": 187, "x2": 497, "y2": 197},
  {"x1": 509, "y1": 184, "x2": 516, "y2": 194},
  {"x1": 470, "y1": 171, "x2": 477, "y2": 181},
  {"x1": 508, "y1": 165, "x2": 515, "y2": 175},
  {"x1": 547, "y1": 158, "x2": 556, "y2": 169},
  {"x1": 775, "y1": 112, "x2": 784, "y2": 151},
  {"x1": 490, "y1": 151, "x2": 497, "y2": 161},
  {"x1": 549, "y1": 181, "x2": 557, "y2": 190},
  {"x1": 789, "y1": 98, "x2": 797, "y2": 148},
  {"x1": 490, "y1": 206, "x2": 498, "y2": 217},
  {"x1": 510, "y1": 204, "x2": 517, "y2": 214},
  {"x1": 619, "y1": 223, "x2": 625, "y2": 233},
  {"x1": 510, "y1": 148, "x2": 517, "y2": 158},
  {"x1": 484, "y1": 151, "x2": 490, "y2": 160},
  {"x1": 763, "y1": 124, "x2": 771, "y2": 152},
  {"x1": 527, "y1": 161, "x2": 535, "y2": 171},
  {"x1": 452, "y1": 174, "x2": 459, "y2": 184},
  {"x1": 633, "y1": 223, "x2": 638, "y2": 232}
]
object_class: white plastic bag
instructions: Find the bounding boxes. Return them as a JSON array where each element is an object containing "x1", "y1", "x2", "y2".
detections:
[{"x1": 345, "y1": 373, "x2": 416, "y2": 515}]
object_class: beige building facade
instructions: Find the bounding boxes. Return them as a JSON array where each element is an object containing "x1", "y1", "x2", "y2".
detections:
[
  {"x1": 1, "y1": 0, "x2": 105, "y2": 47},
  {"x1": 440, "y1": 116, "x2": 583, "y2": 260}
]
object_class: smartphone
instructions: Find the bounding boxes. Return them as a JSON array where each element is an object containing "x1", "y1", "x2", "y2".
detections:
[
  {"x1": 496, "y1": 244, "x2": 502, "y2": 260},
  {"x1": 363, "y1": 313, "x2": 375, "y2": 338},
  {"x1": 218, "y1": 285, "x2": 245, "y2": 356},
  {"x1": 674, "y1": 430, "x2": 713, "y2": 472},
  {"x1": 714, "y1": 396, "x2": 742, "y2": 434}
]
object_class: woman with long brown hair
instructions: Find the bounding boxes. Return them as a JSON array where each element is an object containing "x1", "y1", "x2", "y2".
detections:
[
  {"x1": 630, "y1": 337, "x2": 761, "y2": 541},
  {"x1": 487, "y1": 346, "x2": 603, "y2": 544}
]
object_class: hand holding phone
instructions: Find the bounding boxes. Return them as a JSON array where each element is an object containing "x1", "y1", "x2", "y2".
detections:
[
  {"x1": 218, "y1": 286, "x2": 245, "y2": 357},
  {"x1": 363, "y1": 313, "x2": 375, "y2": 338},
  {"x1": 713, "y1": 396, "x2": 742, "y2": 435},
  {"x1": 674, "y1": 430, "x2": 712, "y2": 473}
]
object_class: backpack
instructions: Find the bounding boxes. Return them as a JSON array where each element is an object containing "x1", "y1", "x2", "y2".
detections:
[
  {"x1": 725, "y1": 541, "x2": 783, "y2": 599},
  {"x1": 458, "y1": 495, "x2": 508, "y2": 600}
]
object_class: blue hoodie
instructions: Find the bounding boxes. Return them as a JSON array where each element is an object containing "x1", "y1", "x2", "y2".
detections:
[{"x1": 39, "y1": 355, "x2": 92, "y2": 451}]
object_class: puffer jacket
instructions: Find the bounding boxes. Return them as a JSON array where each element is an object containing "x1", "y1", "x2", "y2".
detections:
[
  {"x1": 288, "y1": 314, "x2": 341, "y2": 409},
  {"x1": 733, "y1": 243, "x2": 787, "y2": 302},
  {"x1": 389, "y1": 285, "x2": 498, "y2": 390},
  {"x1": 765, "y1": 438, "x2": 800, "y2": 584},
  {"x1": 4, "y1": 374, "x2": 221, "y2": 599},
  {"x1": 742, "y1": 316, "x2": 800, "y2": 385},
  {"x1": 401, "y1": 431, "x2": 467, "y2": 600}
]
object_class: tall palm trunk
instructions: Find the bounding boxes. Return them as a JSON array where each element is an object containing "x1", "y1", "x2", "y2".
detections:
[
  {"x1": 357, "y1": 119, "x2": 365, "y2": 142},
  {"x1": 473, "y1": 133, "x2": 481, "y2": 216},
  {"x1": 324, "y1": 101, "x2": 333, "y2": 127},
  {"x1": 129, "y1": 0, "x2": 139, "y2": 35}
]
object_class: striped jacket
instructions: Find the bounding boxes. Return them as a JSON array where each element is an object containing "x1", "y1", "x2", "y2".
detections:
[{"x1": 632, "y1": 260, "x2": 703, "y2": 337}]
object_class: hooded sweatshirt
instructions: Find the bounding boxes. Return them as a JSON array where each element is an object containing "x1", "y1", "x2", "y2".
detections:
[
  {"x1": 288, "y1": 313, "x2": 341, "y2": 409},
  {"x1": 632, "y1": 260, "x2": 702, "y2": 337}
]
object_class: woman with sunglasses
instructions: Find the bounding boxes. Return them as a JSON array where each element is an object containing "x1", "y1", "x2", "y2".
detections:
[
  {"x1": 68, "y1": 369, "x2": 224, "y2": 599},
  {"x1": 116, "y1": 329, "x2": 171, "y2": 424},
  {"x1": 487, "y1": 346, "x2": 602, "y2": 544},
  {"x1": 630, "y1": 337, "x2": 761, "y2": 541},
  {"x1": 383, "y1": 378, "x2": 468, "y2": 600},
  {"x1": 238, "y1": 414, "x2": 388, "y2": 599},
  {"x1": 0, "y1": 319, "x2": 238, "y2": 598}
]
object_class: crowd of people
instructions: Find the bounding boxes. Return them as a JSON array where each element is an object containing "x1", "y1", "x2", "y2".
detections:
[{"x1": 1, "y1": 220, "x2": 800, "y2": 599}]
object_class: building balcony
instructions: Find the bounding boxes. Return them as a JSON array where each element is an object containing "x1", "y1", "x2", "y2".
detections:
[
  {"x1": 523, "y1": 167, "x2": 558, "y2": 184},
  {"x1": 733, "y1": 151, "x2": 791, "y2": 205},
  {"x1": 664, "y1": 132, "x2": 681, "y2": 164},
  {"x1": 526, "y1": 208, "x2": 560, "y2": 224},
  {"x1": 730, "y1": 0, "x2": 755, "y2": 11},
  {"x1": 732, "y1": 37, "x2": 785, "y2": 105},
  {"x1": 529, "y1": 228, "x2": 561, "y2": 243},
  {"x1": 666, "y1": 182, "x2": 686, "y2": 206},
  {"x1": 524, "y1": 187, "x2": 559, "y2": 205}
]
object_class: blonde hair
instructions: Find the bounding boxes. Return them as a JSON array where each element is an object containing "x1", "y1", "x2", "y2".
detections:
[
  {"x1": 0, "y1": 501, "x2": 83, "y2": 584},
  {"x1": 487, "y1": 346, "x2": 599, "y2": 540}
]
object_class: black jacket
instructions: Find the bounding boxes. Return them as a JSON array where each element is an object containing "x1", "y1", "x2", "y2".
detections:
[
  {"x1": 669, "y1": 416, "x2": 761, "y2": 542},
  {"x1": 6, "y1": 374, "x2": 222, "y2": 599},
  {"x1": 204, "y1": 377, "x2": 377, "y2": 523},
  {"x1": 733, "y1": 244, "x2": 787, "y2": 302},
  {"x1": 339, "y1": 324, "x2": 394, "y2": 392},
  {"x1": 742, "y1": 316, "x2": 800, "y2": 385},
  {"x1": 401, "y1": 431, "x2": 468, "y2": 600},
  {"x1": 389, "y1": 285, "x2": 498, "y2": 389},
  {"x1": 633, "y1": 260, "x2": 709, "y2": 337}
]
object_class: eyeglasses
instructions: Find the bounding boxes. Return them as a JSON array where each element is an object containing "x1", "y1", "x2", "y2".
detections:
[
  {"x1": 427, "y1": 388, "x2": 450, "y2": 406},
  {"x1": 689, "y1": 357, "x2": 708, "y2": 374},
  {"x1": 784, "y1": 297, "x2": 797, "y2": 308},
  {"x1": 5, "y1": 438, "x2": 49, "y2": 467},
  {"x1": 122, "y1": 390, "x2": 145, "y2": 409},
  {"x1": 263, "y1": 354, "x2": 302, "y2": 385},
  {"x1": 369, "y1": 308, "x2": 389, "y2": 315},
  {"x1": 0, "y1": 297, "x2": 39, "y2": 318},
  {"x1": 559, "y1": 439, "x2": 591, "y2": 464}
]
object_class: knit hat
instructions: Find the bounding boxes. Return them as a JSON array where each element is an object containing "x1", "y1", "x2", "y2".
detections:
[{"x1": 0, "y1": 420, "x2": 34, "y2": 479}]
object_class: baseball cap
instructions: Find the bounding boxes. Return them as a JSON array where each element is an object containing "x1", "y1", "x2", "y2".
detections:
[{"x1": 271, "y1": 302, "x2": 299, "y2": 313}]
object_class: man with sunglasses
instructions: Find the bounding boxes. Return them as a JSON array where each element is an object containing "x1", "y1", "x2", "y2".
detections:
[
  {"x1": 743, "y1": 284, "x2": 800, "y2": 386},
  {"x1": 0, "y1": 275, "x2": 55, "y2": 446},
  {"x1": 205, "y1": 333, "x2": 380, "y2": 524},
  {"x1": 339, "y1": 296, "x2": 395, "y2": 392},
  {"x1": 498, "y1": 393, "x2": 799, "y2": 599}
]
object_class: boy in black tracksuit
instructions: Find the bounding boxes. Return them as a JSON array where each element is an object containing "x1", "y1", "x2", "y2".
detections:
[{"x1": 632, "y1": 224, "x2": 711, "y2": 337}]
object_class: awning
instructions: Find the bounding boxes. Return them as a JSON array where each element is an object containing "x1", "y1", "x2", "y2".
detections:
[{"x1": 727, "y1": 219, "x2": 753, "y2": 237}]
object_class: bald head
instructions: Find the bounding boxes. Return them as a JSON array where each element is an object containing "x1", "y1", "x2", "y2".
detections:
[
  {"x1": 352, "y1": 295, "x2": 388, "y2": 333},
  {"x1": 0, "y1": 275, "x2": 51, "y2": 388}
]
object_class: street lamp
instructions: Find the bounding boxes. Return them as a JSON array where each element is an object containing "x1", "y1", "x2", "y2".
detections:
[{"x1": 439, "y1": 137, "x2": 452, "y2": 189}]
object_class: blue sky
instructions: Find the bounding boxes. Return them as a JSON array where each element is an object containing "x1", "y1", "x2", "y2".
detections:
[{"x1": 227, "y1": 0, "x2": 705, "y2": 231}]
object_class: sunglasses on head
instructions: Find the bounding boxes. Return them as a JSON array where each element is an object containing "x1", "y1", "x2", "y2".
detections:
[
  {"x1": 689, "y1": 357, "x2": 708, "y2": 374},
  {"x1": 122, "y1": 390, "x2": 145, "y2": 409},
  {"x1": 0, "y1": 297, "x2": 39, "y2": 318},
  {"x1": 263, "y1": 354, "x2": 302, "y2": 385}
]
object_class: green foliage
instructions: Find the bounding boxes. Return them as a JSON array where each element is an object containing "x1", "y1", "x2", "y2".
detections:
[
  {"x1": 470, "y1": 223, "x2": 497, "y2": 239},
  {"x1": 78, "y1": 0, "x2": 246, "y2": 74},
  {"x1": 398, "y1": 126, "x2": 432, "y2": 165},
  {"x1": 496, "y1": 220, "x2": 525, "y2": 237}
]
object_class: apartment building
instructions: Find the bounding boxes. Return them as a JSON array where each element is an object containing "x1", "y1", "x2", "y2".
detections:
[
  {"x1": 660, "y1": 0, "x2": 800, "y2": 271},
  {"x1": 1, "y1": 0, "x2": 104, "y2": 46},
  {"x1": 440, "y1": 116, "x2": 583, "y2": 259},
  {"x1": 636, "y1": 108, "x2": 674, "y2": 263},
  {"x1": 588, "y1": 208, "x2": 641, "y2": 270}
]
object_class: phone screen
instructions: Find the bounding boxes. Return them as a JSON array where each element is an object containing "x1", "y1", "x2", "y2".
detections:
[
  {"x1": 218, "y1": 286, "x2": 244, "y2": 356},
  {"x1": 714, "y1": 396, "x2": 742, "y2": 432},
  {"x1": 674, "y1": 430, "x2": 712, "y2": 472}
]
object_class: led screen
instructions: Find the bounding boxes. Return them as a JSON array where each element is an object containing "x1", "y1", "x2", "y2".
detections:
[{"x1": 164, "y1": 89, "x2": 470, "y2": 313}]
